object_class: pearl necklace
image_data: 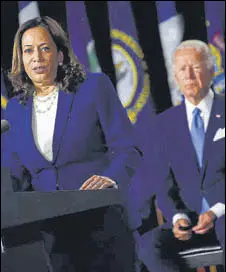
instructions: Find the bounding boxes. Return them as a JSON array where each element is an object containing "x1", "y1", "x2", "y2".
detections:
[{"x1": 33, "y1": 88, "x2": 59, "y2": 114}]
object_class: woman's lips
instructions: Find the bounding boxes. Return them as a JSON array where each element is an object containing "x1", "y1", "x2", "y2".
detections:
[{"x1": 32, "y1": 66, "x2": 47, "y2": 74}]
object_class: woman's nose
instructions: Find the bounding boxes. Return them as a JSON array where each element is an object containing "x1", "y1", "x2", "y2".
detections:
[{"x1": 32, "y1": 48, "x2": 42, "y2": 62}]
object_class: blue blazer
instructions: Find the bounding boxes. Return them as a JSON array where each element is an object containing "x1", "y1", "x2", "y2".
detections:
[
  {"x1": 2, "y1": 73, "x2": 142, "y2": 193},
  {"x1": 150, "y1": 93, "x2": 225, "y2": 222}
]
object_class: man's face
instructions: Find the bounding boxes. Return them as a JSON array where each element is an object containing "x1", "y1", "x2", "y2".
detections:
[{"x1": 174, "y1": 48, "x2": 214, "y2": 103}]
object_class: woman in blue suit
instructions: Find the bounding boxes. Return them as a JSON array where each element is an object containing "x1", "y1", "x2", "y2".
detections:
[{"x1": 2, "y1": 16, "x2": 142, "y2": 271}]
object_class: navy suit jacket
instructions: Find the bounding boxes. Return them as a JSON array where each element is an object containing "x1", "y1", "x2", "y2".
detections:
[
  {"x1": 150, "y1": 93, "x2": 225, "y2": 224},
  {"x1": 2, "y1": 73, "x2": 141, "y2": 194}
]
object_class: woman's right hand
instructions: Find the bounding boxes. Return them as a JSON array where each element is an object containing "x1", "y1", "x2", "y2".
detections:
[{"x1": 79, "y1": 175, "x2": 116, "y2": 190}]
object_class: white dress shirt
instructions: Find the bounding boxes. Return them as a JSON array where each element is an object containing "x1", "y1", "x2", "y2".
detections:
[
  {"x1": 32, "y1": 90, "x2": 118, "y2": 188},
  {"x1": 173, "y1": 89, "x2": 225, "y2": 225},
  {"x1": 32, "y1": 90, "x2": 59, "y2": 162}
]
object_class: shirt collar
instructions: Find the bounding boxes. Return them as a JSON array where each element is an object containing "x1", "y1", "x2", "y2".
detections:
[{"x1": 185, "y1": 88, "x2": 214, "y2": 116}]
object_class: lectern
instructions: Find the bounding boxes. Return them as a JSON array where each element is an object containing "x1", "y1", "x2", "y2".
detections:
[{"x1": 1, "y1": 167, "x2": 123, "y2": 271}]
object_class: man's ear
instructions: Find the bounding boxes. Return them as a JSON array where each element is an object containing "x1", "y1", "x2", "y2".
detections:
[
  {"x1": 174, "y1": 70, "x2": 179, "y2": 85},
  {"x1": 210, "y1": 66, "x2": 215, "y2": 78}
]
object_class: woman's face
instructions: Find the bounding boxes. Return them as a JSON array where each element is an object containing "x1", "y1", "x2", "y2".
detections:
[{"x1": 21, "y1": 26, "x2": 62, "y2": 86}]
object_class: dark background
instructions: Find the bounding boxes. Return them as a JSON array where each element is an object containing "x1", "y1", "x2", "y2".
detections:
[{"x1": 1, "y1": 1, "x2": 213, "y2": 113}]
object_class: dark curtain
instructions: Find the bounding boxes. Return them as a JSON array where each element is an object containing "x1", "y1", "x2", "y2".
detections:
[
  {"x1": 175, "y1": 1, "x2": 208, "y2": 42},
  {"x1": 84, "y1": 1, "x2": 117, "y2": 88},
  {"x1": 130, "y1": 1, "x2": 172, "y2": 113},
  {"x1": 1, "y1": 1, "x2": 19, "y2": 71}
]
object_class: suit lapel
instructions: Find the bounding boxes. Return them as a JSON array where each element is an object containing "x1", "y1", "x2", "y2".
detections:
[
  {"x1": 177, "y1": 103, "x2": 200, "y2": 175},
  {"x1": 201, "y1": 95, "x2": 225, "y2": 179},
  {"x1": 52, "y1": 91, "x2": 74, "y2": 163},
  {"x1": 25, "y1": 96, "x2": 52, "y2": 168}
]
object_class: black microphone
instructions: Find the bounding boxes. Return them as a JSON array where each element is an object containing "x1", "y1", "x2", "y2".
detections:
[{"x1": 1, "y1": 120, "x2": 10, "y2": 134}]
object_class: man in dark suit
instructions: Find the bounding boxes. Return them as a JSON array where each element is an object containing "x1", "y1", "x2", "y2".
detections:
[{"x1": 139, "y1": 40, "x2": 225, "y2": 271}]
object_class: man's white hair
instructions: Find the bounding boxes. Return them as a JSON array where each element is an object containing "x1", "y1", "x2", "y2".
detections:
[{"x1": 173, "y1": 40, "x2": 215, "y2": 70}]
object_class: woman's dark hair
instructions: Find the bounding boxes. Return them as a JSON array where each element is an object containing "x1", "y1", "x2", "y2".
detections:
[{"x1": 9, "y1": 16, "x2": 86, "y2": 104}]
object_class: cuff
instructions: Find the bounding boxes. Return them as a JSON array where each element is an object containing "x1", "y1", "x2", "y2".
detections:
[
  {"x1": 209, "y1": 203, "x2": 225, "y2": 219},
  {"x1": 172, "y1": 213, "x2": 191, "y2": 226}
]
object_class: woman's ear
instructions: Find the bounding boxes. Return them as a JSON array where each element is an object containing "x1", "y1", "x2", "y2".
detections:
[{"x1": 58, "y1": 51, "x2": 64, "y2": 66}]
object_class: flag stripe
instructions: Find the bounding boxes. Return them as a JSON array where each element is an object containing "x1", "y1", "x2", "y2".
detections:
[
  {"x1": 205, "y1": 1, "x2": 225, "y2": 94},
  {"x1": 18, "y1": 1, "x2": 40, "y2": 26},
  {"x1": 1, "y1": 71, "x2": 8, "y2": 118},
  {"x1": 157, "y1": 0, "x2": 184, "y2": 106},
  {"x1": 210, "y1": 266, "x2": 217, "y2": 272},
  {"x1": 65, "y1": 1, "x2": 92, "y2": 72},
  {"x1": 156, "y1": 1, "x2": 178, "y2": 22},
  {"x1": 197, "y1": 268, "x2": 207, "y2": 272}
]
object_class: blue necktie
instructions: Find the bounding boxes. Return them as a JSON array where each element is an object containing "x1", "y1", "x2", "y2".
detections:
[
  {"x1": 191, "y1": 107, "x2": 205, "y2": 168},
  {"x1": 190, "y1": 107, "x2": 210, "y2": 213}
]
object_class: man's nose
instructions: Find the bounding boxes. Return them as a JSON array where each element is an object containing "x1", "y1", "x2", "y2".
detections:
[{"x1": 185, "y1": 66, "x2": 194, "y2": 78}]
